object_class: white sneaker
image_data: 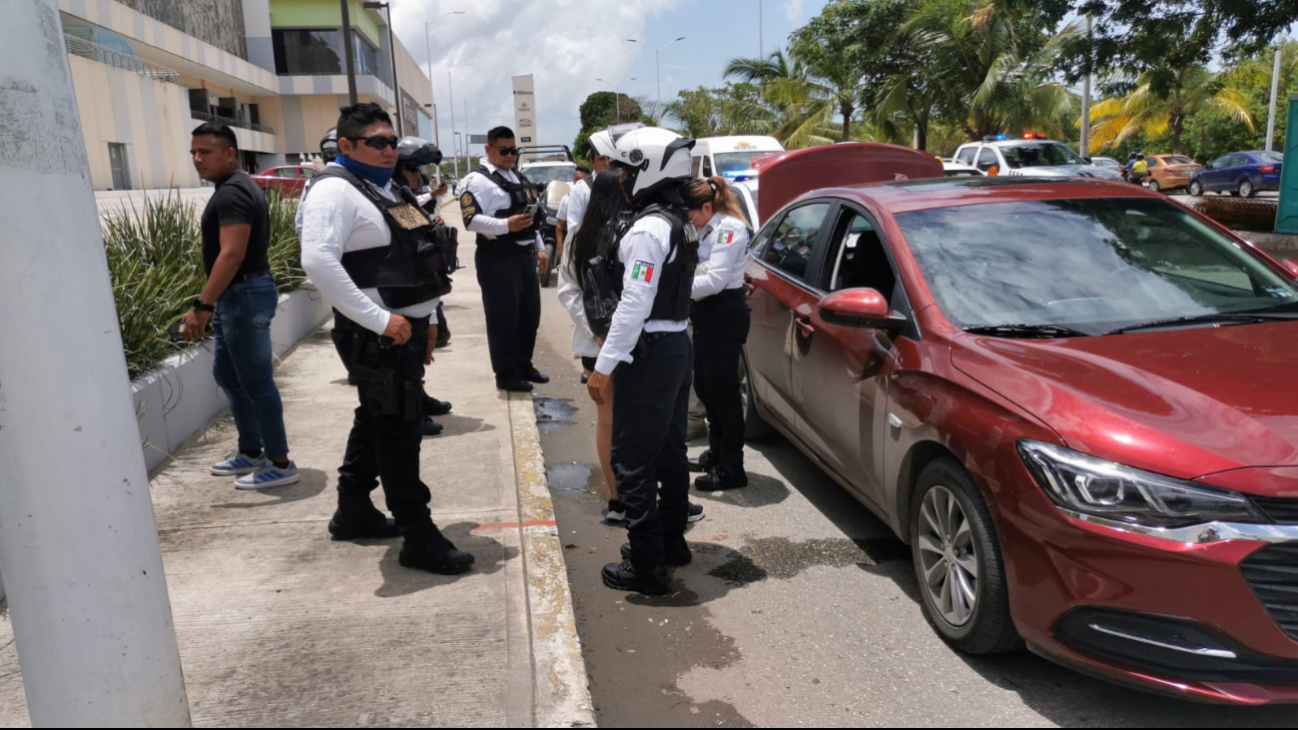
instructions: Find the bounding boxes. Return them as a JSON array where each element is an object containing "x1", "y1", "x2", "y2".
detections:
[
  {"x1": 603, "y1": 500, "x2": 628, "y2": 523},
  {"x1": 235, "y1": 461, "x2": 300, "y2": 490},
  {"x1": 687, "y1": 503, "x2": 705, "y2": 523},
  {"x1": 211, "y1": 452, "x2": 267, "y2": 477}
]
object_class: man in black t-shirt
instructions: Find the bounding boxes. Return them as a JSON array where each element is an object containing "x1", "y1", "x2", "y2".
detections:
[{"x1": 184, "y1": 123, "x2": 298, "y2": 490}]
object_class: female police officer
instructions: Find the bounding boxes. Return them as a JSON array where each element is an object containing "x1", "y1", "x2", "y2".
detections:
[
  {"x1": 586, "y1": 126, "x2": 699, "y2": 595},
  {"x1": 681, "y1": 177, "x2": 752, "y2": 490}
]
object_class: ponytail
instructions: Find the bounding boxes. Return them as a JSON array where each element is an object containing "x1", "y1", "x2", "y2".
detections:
[{"x1": 681, "y1": 175, "x2": 745, "y2": 221}]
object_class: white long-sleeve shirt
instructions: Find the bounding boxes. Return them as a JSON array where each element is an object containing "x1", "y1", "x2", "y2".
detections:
[
  {"x1": 461, "y1": 160, "x2": 544, "y2": 250},
  {"x1": 556, "y1": 225, "x2": 602, "y2": 359},
  {"x1": 693, "y1": 212, "x2": 751, "y2": 299},
  {"x1": 297, "y1": 166, "x2": 439, "y2": 335},
  {"x1": 564, "y1": 175, "x2": 591, "y2": 228},
  {"x1": 593, "y1": 215, "x2": 687, "y2": 376}
]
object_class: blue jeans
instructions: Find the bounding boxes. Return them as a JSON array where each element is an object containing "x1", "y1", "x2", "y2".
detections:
[{"x1": 212, "y1": 274, "x2": 289, "y2": 458}]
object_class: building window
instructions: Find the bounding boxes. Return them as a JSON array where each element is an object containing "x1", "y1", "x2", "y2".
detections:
[
  {"x1": 272, "y1": 28, "x2": 383, "y2": 79},
  {"x1": 401, "y1": 92, "x2": 420, "y2": 137},
  {"x1": 108, "y1": 143, "x2": 131, "y2": 190}
]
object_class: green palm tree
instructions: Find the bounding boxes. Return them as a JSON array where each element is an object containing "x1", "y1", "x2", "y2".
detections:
[
  {"x1": 886, "y1": 0, "x2": 1076, "y2": 143},
  {"x1": 724, "y1": 50, "x2": 847, "y2": 147},
  {"x1": 1089, "y1": 66, "x2": 1253, "y2": 155}
]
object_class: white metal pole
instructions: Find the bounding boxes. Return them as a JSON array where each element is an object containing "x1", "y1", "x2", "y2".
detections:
[
  {"x1": 0, "y1": 1, "x2": 189, "y2": 726},
  {"x1": 426, "y1": 22, "x2": 439, "y2": 149},
  {"x1": 656, "y1": 49, "x2": 662, "y2": 118},
  {"x1": 759, "y1": 0, "x2": 764, "y2": 59},
  {"x1": 1080, "y1": 15, "x2": 1092, "y2": 157},
  {"x1": 448, "y1": 70, "x2": 458, "y2": 178},
  {"x1": 1267, "y1": 35, "x2": 1284, "y2": 152}
]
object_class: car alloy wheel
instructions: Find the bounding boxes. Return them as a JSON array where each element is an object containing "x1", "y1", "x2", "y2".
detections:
[{"x1": 918, "y1": 485, "x2": 979, "y2": 627}]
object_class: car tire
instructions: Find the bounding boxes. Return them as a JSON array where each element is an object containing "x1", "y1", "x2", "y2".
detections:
[
  {"x1": 1148, "y1": 180, "x2": 1161, "y2": 193},
  {"x1": 740, "y1": 350, "x2": 776, "y2": 442},
  {"x1": 910, "y1": 457, "x2": 1022, "y2": 655},
  {"x1": 1188, "y1": 180, "x2": 1204, "y2": 196},
  {"x1": 1240, "y1": 179, "x2": 1256, "y2": 198}
]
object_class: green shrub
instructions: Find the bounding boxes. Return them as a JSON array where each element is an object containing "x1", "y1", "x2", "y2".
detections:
[{"x1": 103, "y1": 189, "x2": 305, "y2": 380}]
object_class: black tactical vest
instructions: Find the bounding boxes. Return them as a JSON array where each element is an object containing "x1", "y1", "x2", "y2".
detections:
[
  {"x1": 308, "y1": 168, "x2": 456, "y2": 309},
  {"x1": 582, "y1": 204, "x2": 698, "y2": 338},
  {"x1": 473, "y1": 165, "x2": 540, "y2": 246}
]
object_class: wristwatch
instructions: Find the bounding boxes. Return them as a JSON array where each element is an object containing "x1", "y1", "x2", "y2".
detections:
[{"x1": 192, "y1": 298, "x2": 216, "y2": 313}]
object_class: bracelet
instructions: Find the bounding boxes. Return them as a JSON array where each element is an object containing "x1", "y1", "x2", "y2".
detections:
[{"x1": 192, "y1": 298, "x2": 215, "y2": 313}]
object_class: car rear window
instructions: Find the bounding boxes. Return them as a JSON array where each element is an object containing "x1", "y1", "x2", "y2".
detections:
[{"x1": 1258, "y1": 151, "x2": 1285, "y2": 164}]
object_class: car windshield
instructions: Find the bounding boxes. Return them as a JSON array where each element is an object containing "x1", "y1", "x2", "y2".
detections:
[
  {"x1": 1001, "y1": 143, "x2": 1087, "y2": 169},
  {"x1": 715, "y1": 151, "x2": 774, "y2": 175},
  {"x1": 897, "y1": 198, "x2": 1298, "y2": 335},
  {"x1": 1257, "y1": 151, "x2": 1285, "y2": 164},
  {"x1": 1093, "y1": 158, "x2": 1120, "y2": 167},
  {"x1": 519, "y1": 164, "x2": 575, "y2": 186}
]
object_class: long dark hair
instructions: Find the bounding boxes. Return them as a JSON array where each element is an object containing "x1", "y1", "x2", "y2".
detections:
[{"x1": 570, "y1": 172, "x2": 630, "y2": 289}]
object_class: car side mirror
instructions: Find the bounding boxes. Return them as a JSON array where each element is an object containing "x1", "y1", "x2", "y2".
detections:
[
  {"x1": 819, "y1": 289, "x2": 907, "y2": 333},
  {"x1": 1084, "y1": 157, "x2": 1093, "y2": 165}
]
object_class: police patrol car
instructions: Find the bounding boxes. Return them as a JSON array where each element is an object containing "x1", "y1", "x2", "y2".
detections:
[{"x1": 952, "y1": 133, "x2": 1122, "y2": 180}]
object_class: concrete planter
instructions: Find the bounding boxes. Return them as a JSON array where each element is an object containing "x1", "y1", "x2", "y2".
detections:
[{"x1": 132, "y1": 284, "x2": 332, "y2": 472}]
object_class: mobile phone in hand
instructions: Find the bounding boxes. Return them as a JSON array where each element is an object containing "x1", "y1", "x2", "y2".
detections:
[{"x1": 169, "y1": 321, "x2": 211, "y2": 343}]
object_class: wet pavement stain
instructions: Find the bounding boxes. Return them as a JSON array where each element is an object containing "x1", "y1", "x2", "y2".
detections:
[
  {"x1": 534, "y1": 397, "x2": 579, "y2": 433},
  {"x1": 706, "y1": 536, "x2": 910, "y2": 585},
  {"x1": 546, "y1": 462, "x2": 594, "y2": 494}
]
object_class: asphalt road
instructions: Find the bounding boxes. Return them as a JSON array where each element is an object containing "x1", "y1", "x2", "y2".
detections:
[{"x1": 526, "y1": 279, "x2": 1298, "y2": 728}]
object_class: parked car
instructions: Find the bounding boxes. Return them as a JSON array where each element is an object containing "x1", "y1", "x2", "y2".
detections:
[
  {"x1": 952, "y1": 136, "x2": 1123, "y2": 180},
  {"x1": 740, "y1": 142, "x2": 1298, "y2": 705},
  {"x1": 692, "y1": 135, "x2": 785, "y2": 179},
  {"x1": 1143, "y1": 154, "x2": 1203, "y2": 193},
  {"x1": 1091, "y1": 156, "x2": 1122, "y2": 170},
  {"x1": 518, "y1": 146, "x2": 577, "y2": 288},
  {"x1": 251, "y1": 165, "x2": 320, "y2": 198},
  {"x1": 732, "y1": 179, "x2": 761, "y2": 229},
  {"x1": 1189, "y1": 151, "x2": 1284, "y2": 198}
]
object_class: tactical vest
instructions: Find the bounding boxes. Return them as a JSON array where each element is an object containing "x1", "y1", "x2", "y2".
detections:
[
  {"x1": 473, "y1": 165, "x2": 540, "y2": 247},
  {"x1": 308, "y1": 168, "x2": 457, "y2": 309},
  {"x1": 582, "y1": 203, "x2": 699, "y2": 339}
]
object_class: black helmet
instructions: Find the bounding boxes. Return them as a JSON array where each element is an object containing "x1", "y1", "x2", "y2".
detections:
[
  {"x1": 321, "y1": 128, "x2": 339, "y2": 162},
  {"x1": 397, "y1": 136, "x2": 443, "y2": 166}
]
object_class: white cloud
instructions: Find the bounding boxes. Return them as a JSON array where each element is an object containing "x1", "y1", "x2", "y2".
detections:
[
  {"x1": 391, "y1": 0, "x2": 684, "y2": 156},
  {"x1": 784, "y1": 0, "x2": 806, "y2": 22}
]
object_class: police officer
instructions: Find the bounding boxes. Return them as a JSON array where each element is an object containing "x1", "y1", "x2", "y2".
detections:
[
  {"x1": 681, "y1": 177, "x2": 752, "y2": 490},
  {"x1": 585, "y1": 126, "x2": 699, "y2": 595},
  {"x1": 460, "y1": 126, "x2": 550, "y2": 392},
  {"x1": 320, "y1": 127, "x2": 339, "y2": 164},
  {"x1": 299, "y1": 102, "x2": 473, "y2": 575}
]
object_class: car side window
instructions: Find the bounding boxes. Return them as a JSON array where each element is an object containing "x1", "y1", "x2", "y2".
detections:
[
  {"x1": 956, "y1": 147, "x2": 977, "y2": 166},
  {"x1": 1146, "y1": 157, "x2": 1160, "y2": 168},
  {"x1": 275, "y1": 168, "x2": 296, "y2": 178},
  {"x1": 299, "y1": 168, "x2": 318, "y2": 179},
  {"x1": 826, "y1": 209, "x2": 898, "y2": 304},
  {"x1": 1210, "y1": 155, "x2": 1228, "y2": 169},
  {"x1": 762, "y1": 202, "x2": 833, "y2": 282},
  {"x1": 977, "y1": 147, "x2": 999, "y2": 172},
  {"x1": 691, "y1": 156, "x2": 703, "y2": 178},
  {"x1": 702, "y1": 156, "x2": 714, "y2": 177}
]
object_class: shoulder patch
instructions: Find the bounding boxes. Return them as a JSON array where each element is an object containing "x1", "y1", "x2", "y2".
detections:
[
  {"x1": 630, "y1": 260, "x2": 656, "y2": 284},
  {"x1": 459, "y1": 191, "x2": 478, "y2": 219}
]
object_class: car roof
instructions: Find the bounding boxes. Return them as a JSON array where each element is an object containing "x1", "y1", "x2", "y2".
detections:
[{"x1": 810, "y1": 176, "x2": 1165, "y2": 215}]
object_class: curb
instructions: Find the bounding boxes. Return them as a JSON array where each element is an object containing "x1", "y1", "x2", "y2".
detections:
[{"x1": 507, "y1": 392, "x2": 597, "y2": 728}]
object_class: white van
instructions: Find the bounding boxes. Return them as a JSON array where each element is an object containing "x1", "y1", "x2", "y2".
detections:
[{"x1": 691, "y1": 135, "x2": 784, "y2": 179}]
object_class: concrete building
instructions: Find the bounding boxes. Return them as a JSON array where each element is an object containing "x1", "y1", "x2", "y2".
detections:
[{"x1": 58, "y1": 0, "x2": 433, "y2": 191}]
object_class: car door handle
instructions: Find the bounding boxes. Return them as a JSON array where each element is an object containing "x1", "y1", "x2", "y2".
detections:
[{"x1": 795, "y1": 315, "x2": 815, "y2": 337}]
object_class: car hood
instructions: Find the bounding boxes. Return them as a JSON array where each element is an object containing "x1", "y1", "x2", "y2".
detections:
[
  {"x1": 953, "y1": 323, "x2": 1298, "y2": 482},
  {"x1": 1010, "y1": 166, "x2": 1123, "y2": 180}
]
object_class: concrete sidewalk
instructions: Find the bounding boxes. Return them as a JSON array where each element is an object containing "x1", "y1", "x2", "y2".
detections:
[{"x1": 0, "y1": 203, "x2": 593, "y2": 727}]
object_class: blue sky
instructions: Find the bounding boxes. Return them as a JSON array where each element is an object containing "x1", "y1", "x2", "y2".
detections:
[{"x1": 390, "y1": 0, "x2": 832, "y2": 152}]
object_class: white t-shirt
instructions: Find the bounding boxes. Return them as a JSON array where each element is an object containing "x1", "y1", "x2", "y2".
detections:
[{"x1": 297, "y1": 166, "x2": 440, "y2": 335}]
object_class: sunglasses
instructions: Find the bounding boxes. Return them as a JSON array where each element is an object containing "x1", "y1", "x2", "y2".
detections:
[
  {"x1": 494, "y1": 146, "x2": 520, "y2": 156},
  {"x1": 348, "y1": 135, "x2": 400, "y2": 150}
]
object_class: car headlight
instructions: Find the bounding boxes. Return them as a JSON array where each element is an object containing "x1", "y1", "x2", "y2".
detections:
[{"x1": 1018, "y1": 441, "x2": 1267, "y2": 528}]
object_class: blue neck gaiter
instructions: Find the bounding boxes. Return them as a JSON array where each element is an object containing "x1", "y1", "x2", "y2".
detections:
[{"x1": 336, "y1": 154, "x2": 395, "y2": 188}]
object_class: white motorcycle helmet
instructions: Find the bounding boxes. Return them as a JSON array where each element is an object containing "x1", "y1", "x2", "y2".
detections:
[{"x1": 607, "y1": 126, "x2": 695, "y2": 203}]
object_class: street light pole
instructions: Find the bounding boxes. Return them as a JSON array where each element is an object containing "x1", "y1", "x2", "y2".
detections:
[
  {"x1": 596, "y1": 77, "x2": 637, "y2": 122},
  {"x1": 1080, "y1": 14, "x2": 1092, "y2": 157},
  {"x1": 425, "y1": 12, "x2": 465, "y2": 152},
  {"x1": 1267, "y1": 33, "x2": 1285, "y2": 152},
  {"x1": 447, "y1": 63, "x2": 474, "y2": 177},
  {"x1": 759, "y1": 0, "x2": 764, "y2": 59},
  {"x1": 655, "y1": 37, "x2": 686, "y2": 117},
  {"x1": 341, "y1": 0, "x2": 358, "y2": 104},
  {"x1": 364, "y1": 3, "x2": 401, "y2": 134}
]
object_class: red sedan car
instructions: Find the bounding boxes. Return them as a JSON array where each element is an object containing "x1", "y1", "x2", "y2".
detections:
[
  {"x1": 741, "y1": 143, "x2": 1298, "y2": 705},
  {"x1": 251, "y1": 165, "x2": 320, "y2": 198}
]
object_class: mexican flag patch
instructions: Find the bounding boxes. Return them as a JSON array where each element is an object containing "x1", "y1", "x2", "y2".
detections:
[
  {"x1": 719, "y1": 231, "x2": 735, "y2": 244},
  {"x1": 631, "y1": 260, "x2": 655, "y2": 283}
]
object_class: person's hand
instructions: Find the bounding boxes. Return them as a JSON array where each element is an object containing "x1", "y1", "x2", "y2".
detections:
[
  {"x1": 537, "y1": 250, "x2": 551, "y2": 276},
  {"x1": 182, "y1": 307, "x2": 213, "y2": 342},
  {"x1": 383, "y1": 313, "x2": 413, "y2": 345},
  {"x1": 508, "y1": 214, "x2": 533, "y2": 232},
  {"x1": 425, "y1": 324, "x2": 438, "y2": 365},
  {"x1": 587, "y1": 370, "x2": 612, "y2": 405}
]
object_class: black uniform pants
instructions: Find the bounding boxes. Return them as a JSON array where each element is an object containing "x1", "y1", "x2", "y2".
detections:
[
  {"x1": 334, "y1": 314, "x2": 437, "y2": 541},
  {"x1": 475, "y1": 243, "x2": 540, "y2": 379},
  {"x1": 691, "y1": 290, "x2": 751, "y2": 470},
  {"x1": 612, "y1": 331, "x2": 693, "y2": 566}
]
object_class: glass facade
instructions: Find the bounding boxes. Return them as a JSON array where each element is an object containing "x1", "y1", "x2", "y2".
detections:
[{"x1": 272, "y1": 28, "x2": 384, "y2": 81}]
